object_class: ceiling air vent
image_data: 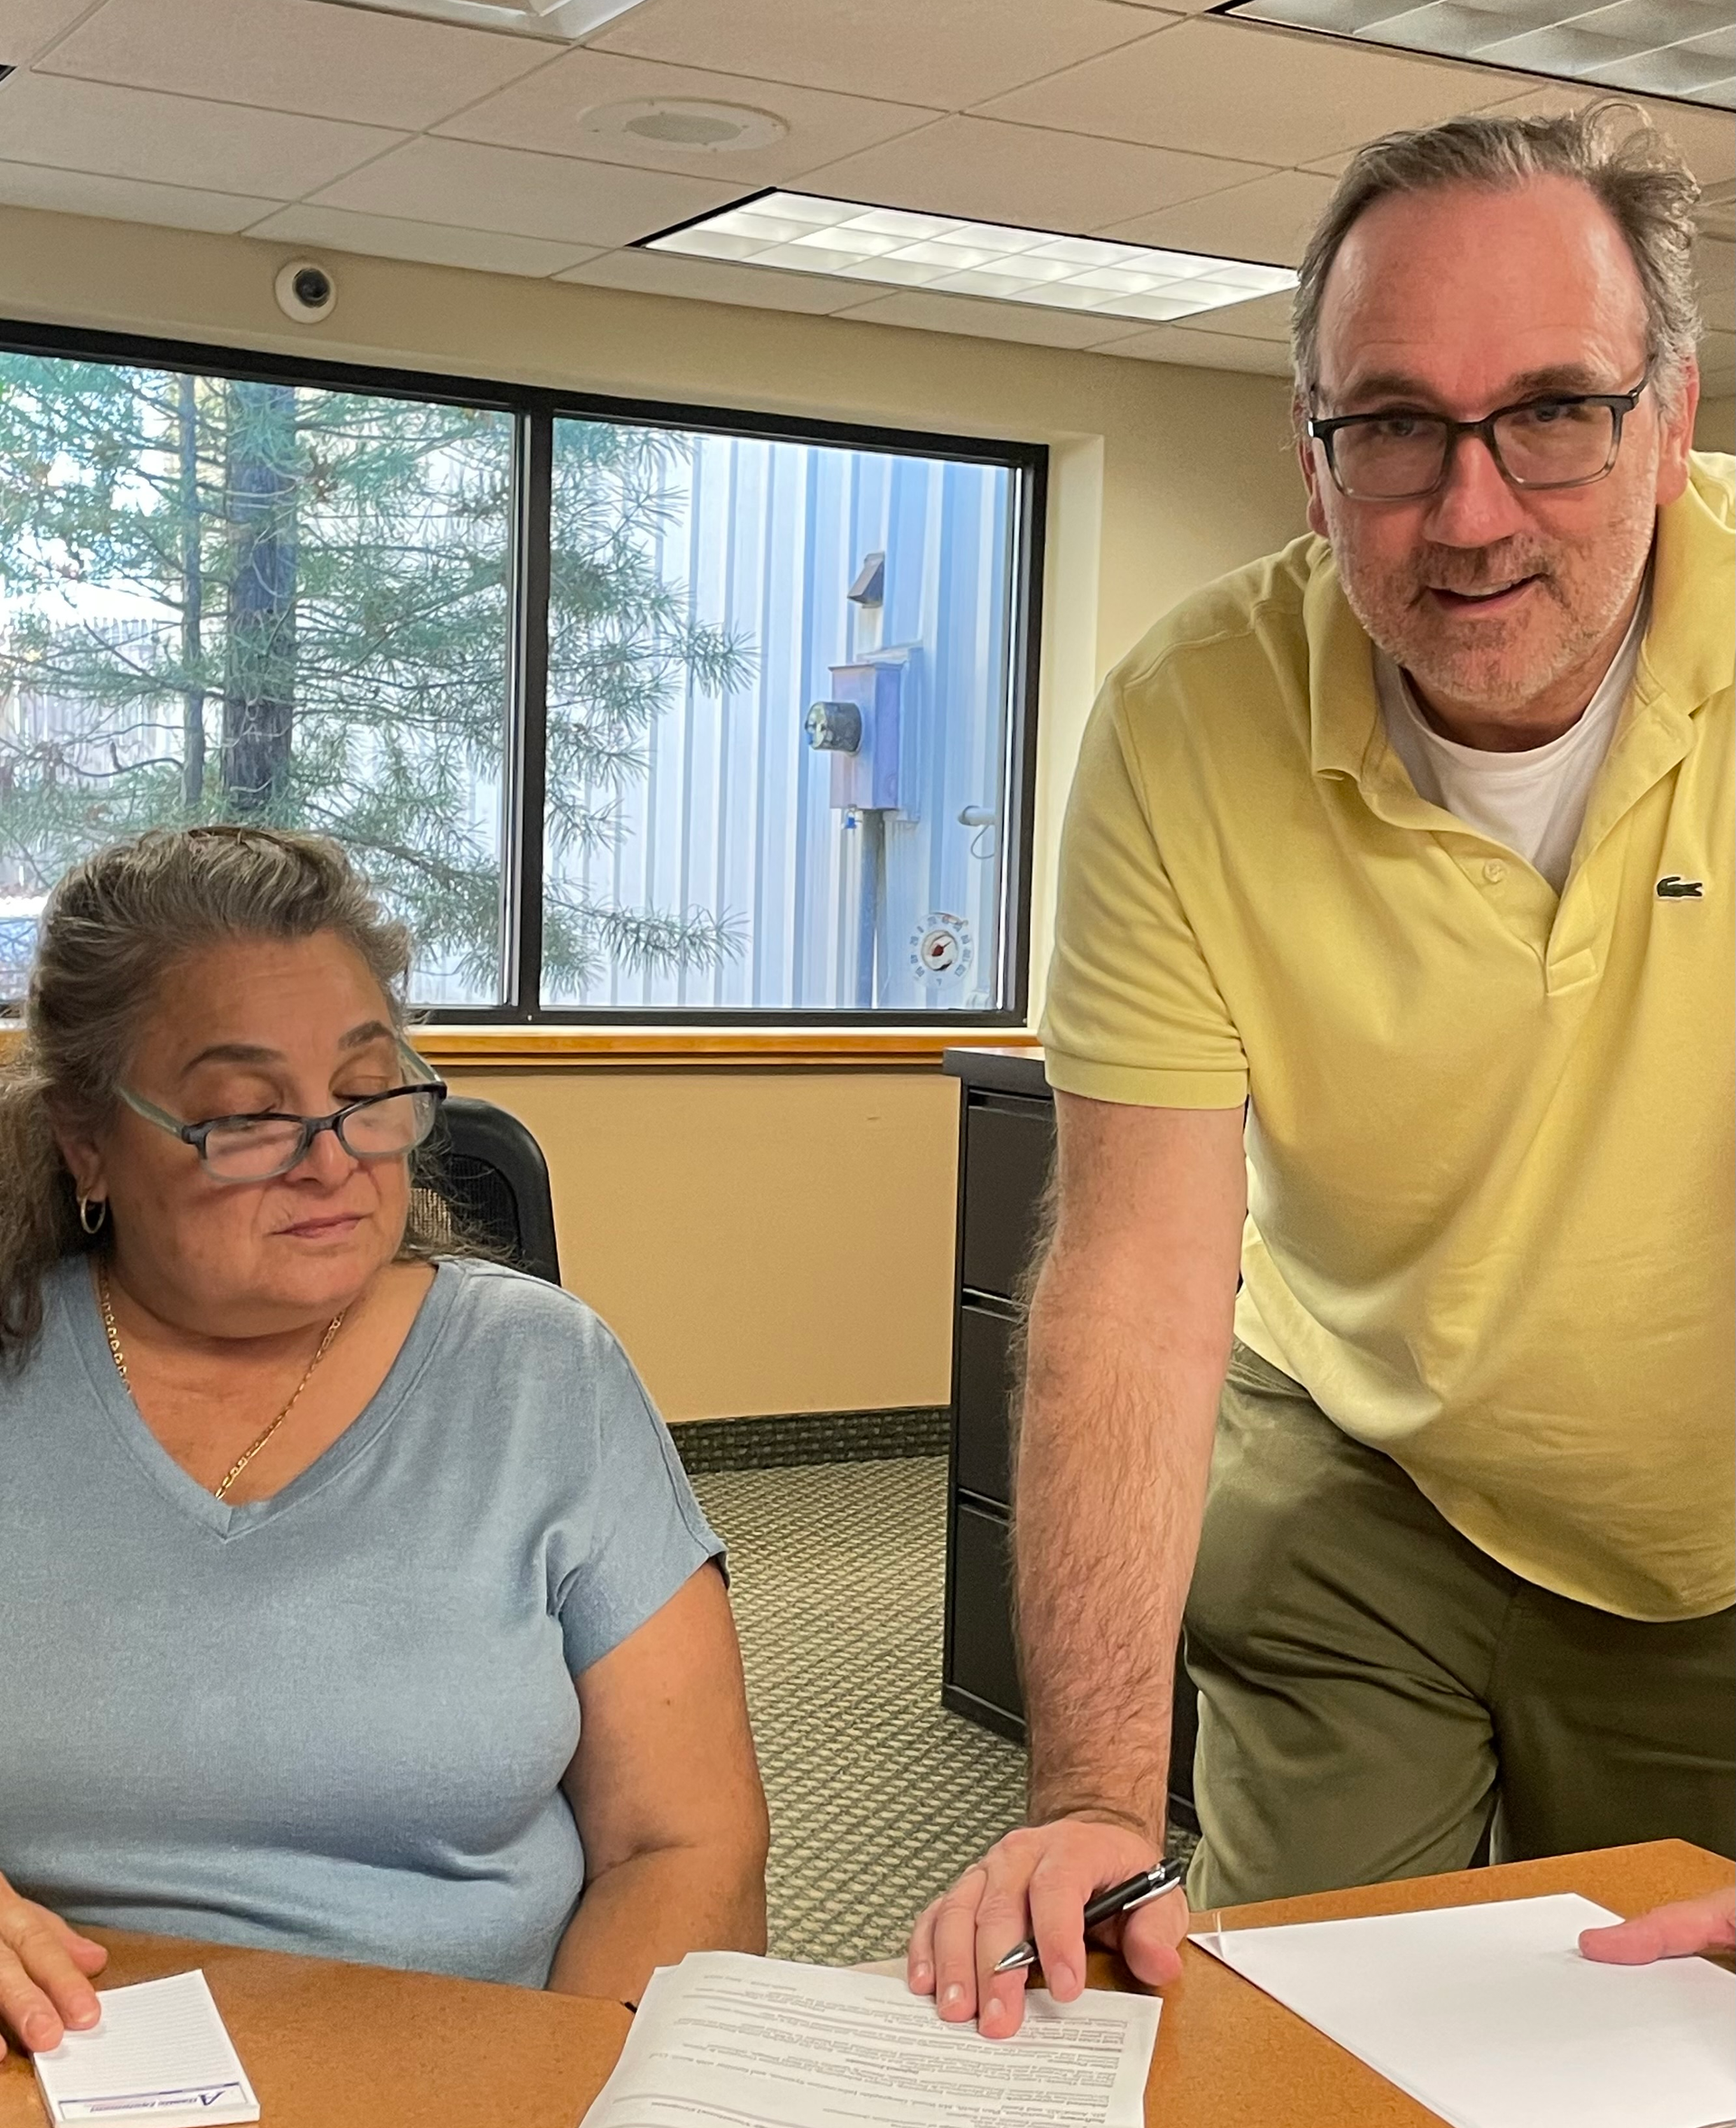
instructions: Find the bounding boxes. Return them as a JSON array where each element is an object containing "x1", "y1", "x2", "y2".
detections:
[{"x1": 314, "y1": 0, "x2": 644, "y2": 38}]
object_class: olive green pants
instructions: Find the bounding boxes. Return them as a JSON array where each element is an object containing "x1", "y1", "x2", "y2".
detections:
[{"x1": 1184, "y1": 1342, "x2": 1735, "y2": 1908}]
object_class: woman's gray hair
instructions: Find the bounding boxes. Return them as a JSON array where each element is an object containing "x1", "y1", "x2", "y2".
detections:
[
  {"x1": 1292, "y1": 102, "x2": 1703, "y2": 417},
  {"x1": 0, "y1": 825, "x2": 450, "y2": 1357}
]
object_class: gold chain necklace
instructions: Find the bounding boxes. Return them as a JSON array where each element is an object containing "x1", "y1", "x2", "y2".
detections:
[{"x1": 97, "y1": 1263, "x2": 347, "y2": 1502}]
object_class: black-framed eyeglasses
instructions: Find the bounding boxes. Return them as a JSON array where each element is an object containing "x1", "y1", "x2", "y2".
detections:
[
  {"x1": 118, "y1": 1045, "x2": 448, "y2": 1184},
  {"x1": 1307, "y1": 372, "x2": 1650, "y2": 501}
]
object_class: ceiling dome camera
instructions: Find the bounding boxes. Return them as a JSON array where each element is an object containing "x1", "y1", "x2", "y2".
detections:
[{"x1": 275, "y1": 259, "x2": 336, "y2": 325}]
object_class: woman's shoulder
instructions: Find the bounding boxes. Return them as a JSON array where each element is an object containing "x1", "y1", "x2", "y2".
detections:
[{"x1": 423, "y1": 1257, "x2": 637, "y2": 1388}]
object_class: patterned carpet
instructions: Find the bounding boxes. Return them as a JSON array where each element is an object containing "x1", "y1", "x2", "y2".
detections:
[
  {"x1": 689, "y1": 1455, "x2": 1026, "y2": 1965},
  {"x1": 689, "y1": 1452, "x2": 1198, "y2": 1967}
]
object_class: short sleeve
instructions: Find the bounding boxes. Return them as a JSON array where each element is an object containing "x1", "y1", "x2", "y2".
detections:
[
  {"x1": 1039, "y1": 672, "x2": 1249, "y2": 1109},
  {"x1": 549, "y1": 1328, "x2": 724, "y2": 1678}
]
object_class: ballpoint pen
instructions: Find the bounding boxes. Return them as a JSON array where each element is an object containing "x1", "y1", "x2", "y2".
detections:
[{"x1": 992, "y1": 1857, "x2": 1189, "y2": 1975}]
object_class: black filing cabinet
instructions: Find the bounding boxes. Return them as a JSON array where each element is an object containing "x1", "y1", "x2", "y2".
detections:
[{"x1": 941, "y1": 1046, "x2": 1199, "y2": 1830}]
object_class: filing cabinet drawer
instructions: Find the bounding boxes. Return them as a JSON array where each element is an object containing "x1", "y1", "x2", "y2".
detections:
[
  {"x1": 947, "y1": 1499, "x2": 1025, "y2": 1732},
  {"x1": 959, "y1": 1092, "x2": 1054, "y2": 1300},
  {"x1": 955, "y1": 1299, "x2": 1018, "y2": 1509}
]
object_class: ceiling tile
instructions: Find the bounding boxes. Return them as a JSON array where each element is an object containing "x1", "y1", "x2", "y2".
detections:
[
  {"x1": 1100, "y1": 319, "x2": 1293, "y2": 374},
  {"x1": 433, "y1": 45, "x2": 939, "y2": 185},
  {"x1": 590, "y1": 0, "x2": 1168, "y2": 110},
  {"x1": 979, "y1": 17, "x2": 1534, "y2": 166},
  {"x1": 1695, "y1": 236, "x2": 1734, "y2": 313},
  {"x1": 245, "y1": 203, "x2": 602, "y2": 278},
  {"x1": 1697, "y1": 328, "x2": 1734, "y2": 392},
  {"x1": 830, "y1": 287, "x2": 1153, "y2": 349},
  {"x1": 1102, "y1": 166, "x2": 1338, "y2": 266},
  {"x1": 0, "y1": 0, "x2": 103, "y2": 66},
  {"x1": 1171, "y1": 287, "x2": 1293, "y2": 341},
  {"x1": 0, "y1": 157, "x2": 277, "y2": 232},
  {"x1": 311, "y1": 136, "x2": 743, "y2": 246},
  {"x1": 797, "y1": 116, "x2": 1269, "y2": 233},
  {"x1": 553, "y1": 247, "x2": 868, "y2": 311},
  {"x1": 34, "y1": 0, "x2": 554, "y2": 129},
  {"x1": 0, "y1": 71, "x2": 401, "y2": 195}
]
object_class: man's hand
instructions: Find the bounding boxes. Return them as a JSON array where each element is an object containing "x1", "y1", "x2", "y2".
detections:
[
  {"x1": 1578, "y1": 1887, "x2": 1735, "y2": 1964},
  {"x1": 0, "y1": 1873, "x2": 107, "y2": 2058},
  {"x1": 907, "y1": 1815, "x2": 1188, "y2": 2038}
]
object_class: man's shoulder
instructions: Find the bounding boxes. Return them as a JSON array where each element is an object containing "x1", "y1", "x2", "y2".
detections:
[{"x1": 1104, "y1": 531, "x2": 1328, "y2": 748}]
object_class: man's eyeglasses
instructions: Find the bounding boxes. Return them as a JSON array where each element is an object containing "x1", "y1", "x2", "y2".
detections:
[
  {"x1": 119, "y1": 1044, "x2": 448, "y2": 1184},
  {"x1": 1307, "y1": 373, "x2": 1650, "y2": 502}
]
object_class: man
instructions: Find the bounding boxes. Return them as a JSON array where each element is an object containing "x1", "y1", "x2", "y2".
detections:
[{"x1": 908, "y1": 104, "x2": 1732, "y2": 2038}]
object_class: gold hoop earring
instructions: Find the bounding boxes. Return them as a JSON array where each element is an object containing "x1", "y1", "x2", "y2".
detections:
[{"x1": 78, "y1": 1196, "x2": 108, "y2": 1235}]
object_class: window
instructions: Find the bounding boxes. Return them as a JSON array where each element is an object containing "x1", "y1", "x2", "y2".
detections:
[{"x1": 0, "y1": 326, "x2": 1043, "y2": 1023}]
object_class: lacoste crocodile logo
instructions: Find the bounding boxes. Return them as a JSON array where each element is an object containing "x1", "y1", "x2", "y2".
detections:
[{"x1": 1656, "y1": 875, "x2": 1704, "y2": 899}]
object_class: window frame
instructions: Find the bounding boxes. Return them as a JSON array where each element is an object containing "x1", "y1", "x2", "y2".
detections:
[{"x1": 0, "y1": 316, "x2": 1046, "y2": 1029}]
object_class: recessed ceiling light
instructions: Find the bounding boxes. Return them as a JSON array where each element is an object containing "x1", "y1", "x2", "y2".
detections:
[
  {"x1": 315, "y1": 0, "x2": 645, "y2": 38},
  {"x1": 1221, "y1": 0, "x2": 1734, "y2": 110},
  {"x1": 642, "y1": 191, "x2": 1298, "y2": 325},
  {"x1": 581, "y1": 99, "x2": 789, "y2": 153}
]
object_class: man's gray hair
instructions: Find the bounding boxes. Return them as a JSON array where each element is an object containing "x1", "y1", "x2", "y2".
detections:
[{"x1": 1292, "y1": 102, "x2": 1703, "y2": 417}]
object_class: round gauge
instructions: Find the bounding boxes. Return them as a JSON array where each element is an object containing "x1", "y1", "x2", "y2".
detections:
[{"x1": 910, "y1": 913, "x2": 974, "y2": 981}]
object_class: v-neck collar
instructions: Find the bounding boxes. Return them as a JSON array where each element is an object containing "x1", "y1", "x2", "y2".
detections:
[{"x1": 60, "y1": 1255, "x2": 460, "y2": 1540}]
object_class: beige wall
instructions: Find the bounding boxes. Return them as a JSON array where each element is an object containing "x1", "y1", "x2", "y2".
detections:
[
  {"x1": 0, "y1": 203, "x2": 1308, "y2": 1418},
  {"x1": 1696, "y1": 395, "x2": 1736, "y2": 454},
  {"x1": 444, "y1": 1067, "x2": 958, "y2": 1423}
]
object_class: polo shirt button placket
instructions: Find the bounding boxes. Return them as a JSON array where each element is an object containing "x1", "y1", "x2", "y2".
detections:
[{"x1": 1482, "y1": 857, "x2": 1508, "y2": 884}]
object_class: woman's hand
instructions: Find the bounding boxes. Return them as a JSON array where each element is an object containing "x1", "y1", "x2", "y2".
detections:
[
  {"x1": 0, "y1": 1874, "x2": 108, "y2": 2057},
  {"x1": 1579, "y1": 1887, "x2": 1735, "y2": 1964}
]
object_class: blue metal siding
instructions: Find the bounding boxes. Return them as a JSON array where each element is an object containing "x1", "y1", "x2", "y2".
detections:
[{"x1": 547, "y1": 431, "x2": 1016, "y2": 1012}]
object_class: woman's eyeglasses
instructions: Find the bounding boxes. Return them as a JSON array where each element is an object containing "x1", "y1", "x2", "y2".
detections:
[{"x1": 118, "y1": 1048, "x2": 448, "y2": 1184}]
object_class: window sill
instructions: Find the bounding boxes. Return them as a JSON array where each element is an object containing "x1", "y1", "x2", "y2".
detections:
[
  {"x1": 0, "y1": 1026, "x2": 1038, "y2": 1069},
  {"x1": 411, "y1": 1028, "x2": 1040, "y2": 1071}
]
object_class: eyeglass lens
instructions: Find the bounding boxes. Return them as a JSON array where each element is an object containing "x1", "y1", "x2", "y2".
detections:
[
  {"x1": 202, "y1": 1087, "x2": 440, "y2": 1180},
  {"x1": 1333, "y1": 401, "x2": 1619, "y2": 498}
]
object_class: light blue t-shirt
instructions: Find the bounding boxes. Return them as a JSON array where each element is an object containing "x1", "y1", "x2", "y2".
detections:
[{"x1": 1, "y1": 1254, "x2": 722, "y2": 1987}]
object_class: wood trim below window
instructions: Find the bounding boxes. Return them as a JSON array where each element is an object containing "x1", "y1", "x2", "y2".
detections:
[
  {"x1": 410, "y1": 1028, "x2": 1041, "y2": 1070},
  {"x1": 0, "y1": 1026, "x2": 1039, "y2": 1070}
]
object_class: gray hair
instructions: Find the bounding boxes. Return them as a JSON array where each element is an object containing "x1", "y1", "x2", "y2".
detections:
[
  {"x1": 0, "y1": 826, "x2": 450, "y2": 1357},
  {"x1": 1293, "y1": 102, "x2": 1703, "y2": 417}
]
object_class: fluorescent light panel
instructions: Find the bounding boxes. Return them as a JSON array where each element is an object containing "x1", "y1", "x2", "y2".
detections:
[
  {"x1": 317, "y1": 0, "x2": 645, "y2": 38},
  {"x1": 1224, "y1": 0, "x2": 1734, "y2": 109},
  {"x1": 644, "y1": 193, "x2": 1297, "y2": 325}
]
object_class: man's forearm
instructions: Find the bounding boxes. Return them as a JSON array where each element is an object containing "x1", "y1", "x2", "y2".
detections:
[
  {"x1": 546, "y1": 1841, "x2": 767, "y2": 2005},
  {"x1": 1015, "y1": 1243, "x2": 1230, "y2": 1841}
]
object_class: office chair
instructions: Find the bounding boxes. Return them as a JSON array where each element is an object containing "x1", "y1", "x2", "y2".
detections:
[{"x1": 415, "y1": 1096, "x2": 561, "y2": 1286}]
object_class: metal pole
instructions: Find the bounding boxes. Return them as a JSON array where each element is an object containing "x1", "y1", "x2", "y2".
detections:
[{"x1": 855, "y1": 807, "x2": 884, "y2": 1008}]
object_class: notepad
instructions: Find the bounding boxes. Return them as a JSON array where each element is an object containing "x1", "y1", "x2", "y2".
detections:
[
  {"x1": 1192, "y1": 1892, "x2": 1736, "y2": 2128},
  {"x1": 577, "y1": 1951, "x2": 1160, "y2": 2127},
  {"x1": 31, "y1": 1969, "x2": 260, "y2": 2128}
]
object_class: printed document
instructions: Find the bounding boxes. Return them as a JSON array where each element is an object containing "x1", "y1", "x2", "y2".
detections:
[
  {"x1": 1193, "y1": 1891, "x2": 1735, "y2": 2128},
  {"x1": 577, "y1": 1951, "x2": 1159, "y2": 2127},
  {"x1": 32, "y1": 1968, "x2": 259, "y2": 2128}
]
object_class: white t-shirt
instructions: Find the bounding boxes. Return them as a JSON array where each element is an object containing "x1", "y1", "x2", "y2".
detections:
[{"x1": 1375, "y1": 581, "x2": 1649, "y2": 893}]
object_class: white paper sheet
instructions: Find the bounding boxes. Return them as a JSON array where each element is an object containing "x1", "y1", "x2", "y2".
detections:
[
  {"x1": 577, "y1": 1950, "x2": 1159, "y2": 2127},
  {"x1": 31, "y1": 1968, "x2": 259, "y2": 2128},
  {"x1": 1192, "y1": 1891, "x2": 1736, "y2": 2128}
]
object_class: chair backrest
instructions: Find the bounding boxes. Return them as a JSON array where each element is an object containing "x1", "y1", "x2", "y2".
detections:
[{"x1": 416, "y1": 1096, "x2": 561, "y2": 1286}]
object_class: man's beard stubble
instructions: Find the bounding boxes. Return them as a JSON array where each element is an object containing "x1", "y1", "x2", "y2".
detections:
[{"x1": 1329, "y1": 476, "x2": 1658, "y2": 720}]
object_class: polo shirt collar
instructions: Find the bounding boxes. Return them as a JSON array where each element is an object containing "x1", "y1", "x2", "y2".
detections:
[
  {"x1": 1302, "y1": 538, "x2": 1383, "y2": 788},
  {"x1": 1635, "y1": 455, "x2": 1733, "y2": 720}
]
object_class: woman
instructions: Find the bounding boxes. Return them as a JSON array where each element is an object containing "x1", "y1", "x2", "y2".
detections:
[{"x1": 0, "y1": 826, "x2": 768, "y2": 2060}]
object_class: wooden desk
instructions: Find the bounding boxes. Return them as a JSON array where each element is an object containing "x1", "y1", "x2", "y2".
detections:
[{"x1": 3, "y1": 1840, "x2": 1727, "y2": 2127}]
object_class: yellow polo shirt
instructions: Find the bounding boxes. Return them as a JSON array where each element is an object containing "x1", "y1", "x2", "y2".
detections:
[{"x1": 1041, "y1": 454, "x2": 1734, "y2": 1622}]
